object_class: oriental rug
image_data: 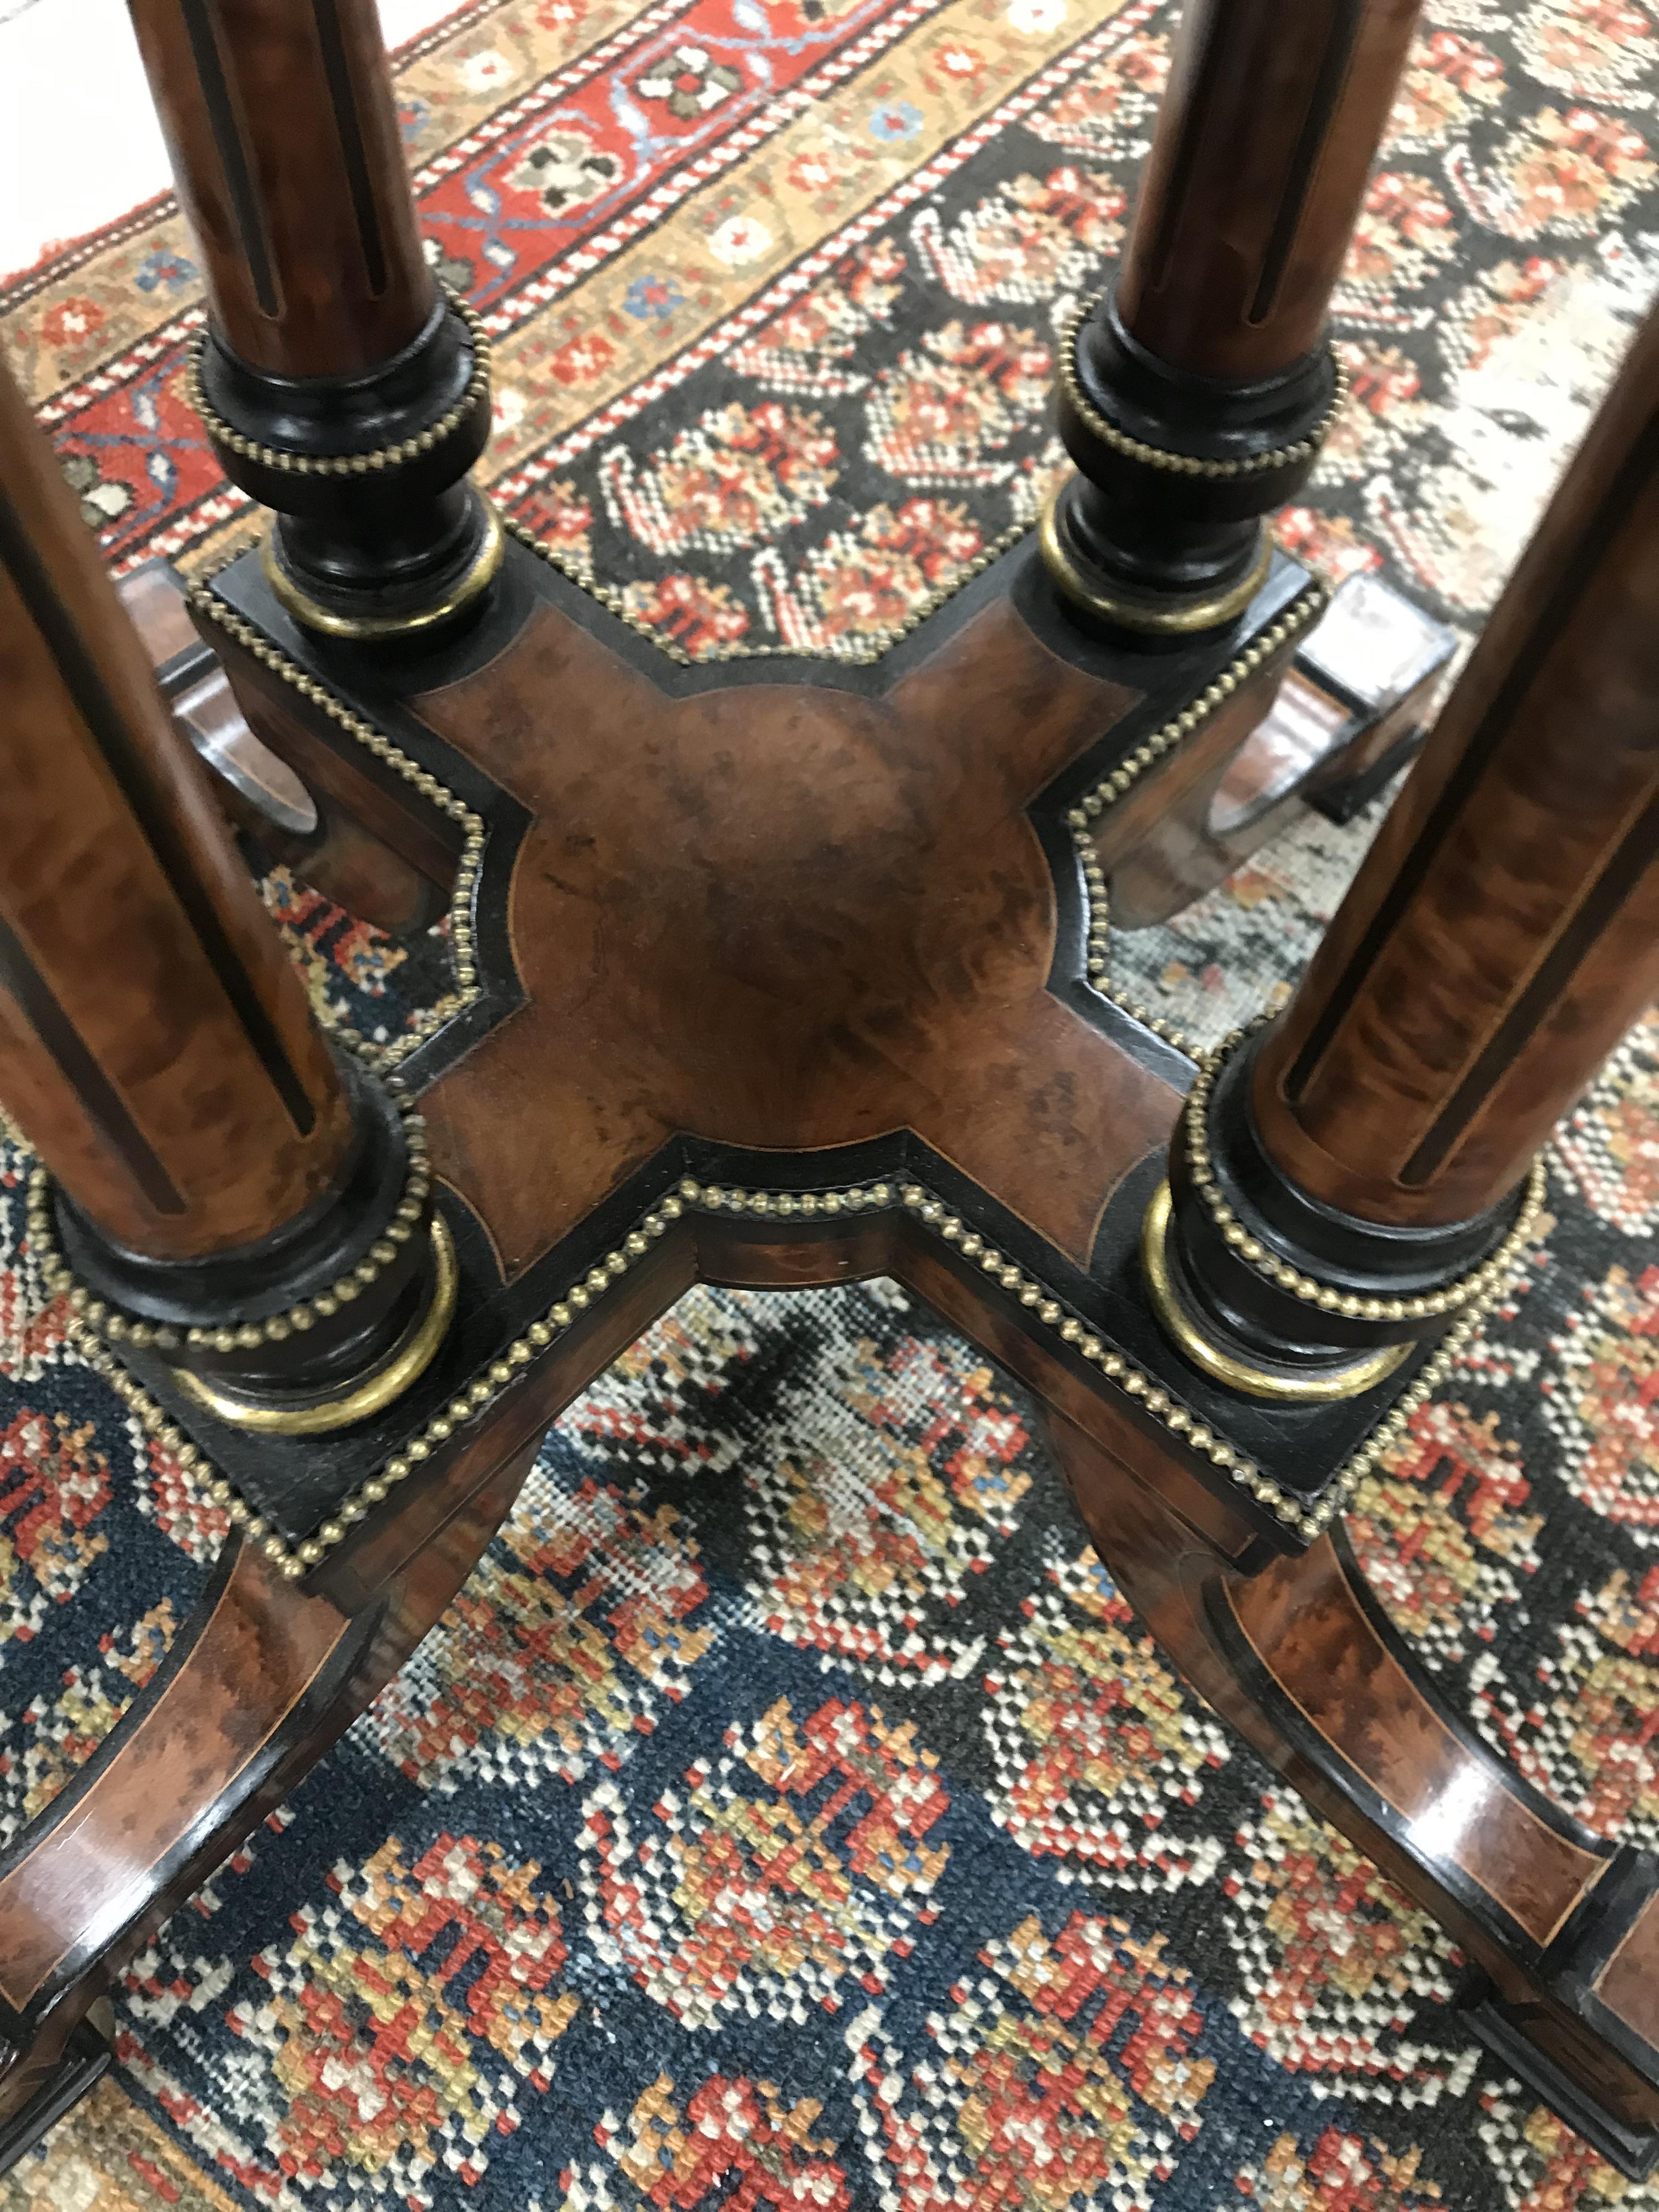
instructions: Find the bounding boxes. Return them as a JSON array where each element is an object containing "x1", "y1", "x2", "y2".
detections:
[{"x1": 1, "y1": 1, "x2": 1658, "y2": 2206}]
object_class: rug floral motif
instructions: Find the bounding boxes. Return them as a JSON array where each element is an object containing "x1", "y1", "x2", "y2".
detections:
[{"x1": 2, "y1": 0, "x2": 1658, "y2": 2206}]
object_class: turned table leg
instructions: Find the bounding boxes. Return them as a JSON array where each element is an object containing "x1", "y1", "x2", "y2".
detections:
[
  {"x1": 0, "y1": 353, "x2": 451, "y2": 1447},
  {"x1": 123, "y1": 0, "x2": 495, "y2": 640},
  {"x1": 1043, "y1": 0, "x2": 1424, "y2": 639},
  {"x1": 1153, "y1": 290, "x2": 1659, "y2": 1403},
  {"x1": 1116, "y1": 269, "x2": 1659, "y2": 2183},
  {"x1": 0, "y1": 349, "x2": 489, "y2": 2132}
]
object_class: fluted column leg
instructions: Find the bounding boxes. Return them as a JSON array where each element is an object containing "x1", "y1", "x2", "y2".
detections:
[
  {"x1": 0, "y1": 354, "x2": 449, "y2": 1439},
  {"x1": 1043, "y1": 0, "x2": 1423, "y2": 638},
  {"x1": 126, "y1": 0, "x2": 496, "y2": 639},
  {"x1": 1147, "y1": 296, "x2": 1659, "y2": 1397}
]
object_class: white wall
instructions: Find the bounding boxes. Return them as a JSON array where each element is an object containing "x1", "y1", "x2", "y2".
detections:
[{"x1": 0, "y1": 0, "x2": 458, "y2": 283}]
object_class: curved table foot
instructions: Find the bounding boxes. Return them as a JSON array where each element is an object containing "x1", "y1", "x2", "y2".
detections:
[
  {"x1": 1046, "y1": 1411, "x2": 1659, "y2": 2180},
  {"x1": 0, "y1": 2015, "x2": 111, "y2": 2172},
  {"x1": 0, "y1": 1429, "x2": 545, "y2": 2151}
]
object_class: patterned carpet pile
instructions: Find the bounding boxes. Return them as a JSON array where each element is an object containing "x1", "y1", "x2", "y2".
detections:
[{"x1": 2, "y1": 0, "x2": 1658, "y2": 2205}]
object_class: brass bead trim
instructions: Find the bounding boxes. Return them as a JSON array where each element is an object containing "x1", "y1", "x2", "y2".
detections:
[
  {"x1": 170, "y1": 1216, "x2": 459, "y2": 1435},
  {"x1": 687, "y1": 1177, "x2": 895, "y2": 1218},
  {"x1": 42, "y1": 1182, "x2": 695, "y2": 1582},
  {"x1": 1141, "y1": 1181, "x2": 1412, "y2": 1403},
  {"x1": 19, "y1": 1147, "x2": 1527, "y2": 1579},
  {"x1": 1065, "y1": 581, "x2": 1329, "y2": 1055},
  {"x1": 498, "y1": 509, "x2": 1034, "y2": 669},
  {"x1": 25, "y1": 1060, "x2": 433, "y2": 1354},
  {"x1": 146, "y1": 554, "x2": 1473, "y2": 1561},
  {"x1": 686, "y1": 1172, "x2": 1438, "y2": 1536},
  {"x1": 884, "y1": 1177, "x2": 1282, "y2": 1516},
  {"x1": 184, "y1": 582, "x2": 486, "y2": 1067},
  {"x1": 872, "y1": 1177, "x2": 1499, "y2": 1539},
  {"x1": 185, "y1": 291, "x2": 493, "y2": 478},
  {"x1": 1058, "y1": 297, "x2": 1351, "y2": 480},
  {"x1": 1181, "y1": 1014, "x2": 1550, "y2": 1322}
]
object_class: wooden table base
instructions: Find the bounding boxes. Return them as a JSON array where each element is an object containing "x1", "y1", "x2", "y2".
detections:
[
  {"x1": 1046, "y1": 1415, "x2": 1659, "y2": 2179},
  {"x1": 3, "y1": 531, "x2": 1654, "y2": 2176}
]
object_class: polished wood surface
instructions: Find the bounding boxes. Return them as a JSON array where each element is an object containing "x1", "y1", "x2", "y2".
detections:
[
  {"x1": 191, "y1": 540, "x2": 1368, "y2": 1558},
  {"x1": 1254, "y1": 297, "x2": 1659, "y2": 1229},
  {"x1": 0, "y1": 356, "x2": 351, "y2": 1261},
  {"x1": 1227, "y1": 1537, "x2": 1604, "y2": 1950},
  {"x1": 0, "y1": 1546, "x2": 351, "y2": 2013},
  {"x1": 1091, "y1": 657, "x2": 1289, "y2": 927},
  {"x1": 0, "y1": 1428, "x2": 544, "y2": 2101},
  {"x1": 1599, "y1": 1899, "x2": 1659, "y2": 2048},
  {"x1": 2, "y1": 0, "x2": 1652, "y2": 2167},
  {"x1": 119, "y1": 564, "x2": 447, "y2": 936},
  {"x1": 124, "y1": 0, "x2": 431, "y2": 376},
  {"x1": 413, "y1": 594, "x2": 1175, "y2": 1278},
  {"x1": 2, "y1": 515, "x2": 1654, "y2": 2172},
  {"x1": 219, "y1": 640, "x2": 467, "y2": 904},
  {"x1": 1045, "y1": 1410, "x2": 1659, "y2": 2147},
  {"x1": 1115, "y1": 0, "x2": 1424, "y2": 382}
]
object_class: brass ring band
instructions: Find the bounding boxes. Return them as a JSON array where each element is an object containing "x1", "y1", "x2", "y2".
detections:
[
  {"x1": 1141, "y1": 1182, "x2": 1412, "y2": 1405},
  {"x1": 1058, "y1": 296, "x2": 1348, "y2": 480},
  {"x1": 171, "y1": 1215, "x2": 458, "y2": 1435},
  {"x1": 1039, "y1": 482, "x2": 1272, "y2": 637},
  {"x1": 261, "y1": 501, "x2": 504, "y2": 642}
]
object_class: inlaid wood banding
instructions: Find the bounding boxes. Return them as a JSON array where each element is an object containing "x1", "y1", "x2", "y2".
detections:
[
  {"x1": 1047, "y1": 1412, "x2": 1659, "y2": 2170},
  {"x1": 0, "y1": 357, "x2": 351, "y2": 1262},
  {"x1": 125, "y1": 0, "x2": 431, "y2": 377},
  {"x1": 1251, "y1": 301, "x2": 1659, "y2": 1232},
  {"x1": 1116, "y1": 0, "x2": 1423, "y2": 384}
]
